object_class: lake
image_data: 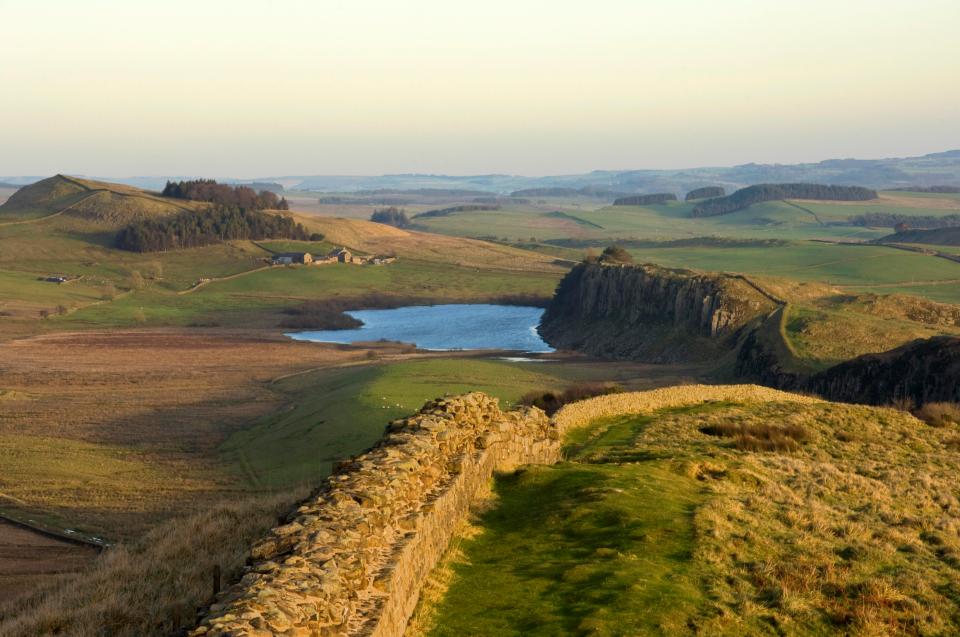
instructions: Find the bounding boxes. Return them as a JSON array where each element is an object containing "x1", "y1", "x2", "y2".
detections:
[{"x1": 286, "y1": 304, "x2": 553, "y2": 352}]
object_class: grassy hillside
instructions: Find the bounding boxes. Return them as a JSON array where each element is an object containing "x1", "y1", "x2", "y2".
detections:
[
  {"x1": 222, "y1": 358, "x2": 570, "y2": 488},
  {"x1": 0, "y1": 177, "x2": 566, "y2": 323},
  {"x1": 0, "y1": 175, "x2": 199, "y2": 226},
  {"x1": 417, "y1": 398, "x2": 960, "y2": 636},
  {"x1": 883, "y1": 227, "x2": 960, "y2": 246},
  {"x1": 409, "y1": 191, "x2": 960, "y2": 244}
]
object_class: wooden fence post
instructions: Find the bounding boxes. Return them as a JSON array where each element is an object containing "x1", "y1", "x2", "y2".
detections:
[{"x1": 212, "y1": 564, "x2": 221, "y2": 598}]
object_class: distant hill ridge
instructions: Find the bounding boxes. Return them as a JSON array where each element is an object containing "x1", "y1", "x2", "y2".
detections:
[
  {"x1": 880, "y1": 226, "x2": 960, "y2": 246},
  {"x1": 691, "y1": 183, "x2": 877, "y2": 217}
]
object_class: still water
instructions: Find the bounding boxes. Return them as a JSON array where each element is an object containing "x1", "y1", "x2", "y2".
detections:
[{"x1": 287, "y1": 304, "x2": 553, "y2": 352}]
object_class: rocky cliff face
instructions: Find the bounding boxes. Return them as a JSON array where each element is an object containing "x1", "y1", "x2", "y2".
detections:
[
  {"x1": 538, "y1": 263, "x2": 775, "y2": 362},
  {"x1": 541, "y1": 263, "x2": 960, "y2": 407},
  {"x1": 806, "y1": 336, "x2": 960, "y2": 406}
]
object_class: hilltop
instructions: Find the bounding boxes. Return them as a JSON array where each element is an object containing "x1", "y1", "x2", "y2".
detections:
[{"x1": 0, "y1": 175, "x2": 202, "y2": 227}]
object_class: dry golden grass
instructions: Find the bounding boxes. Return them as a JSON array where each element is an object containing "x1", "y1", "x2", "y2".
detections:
[
  {"x1": 916, "y1": 402, "x2": 960, "y2": 427},
  {"x1": 564, "y1": 394, "x2": 960, "y2": 634},
  {"x1": 553, "y1": 384, "x2": 822, "y2": 434},
  {"x1": 426, "y1": 386, "x2": 960, "y2": 634},
  {"x1": 297, "y1": 216, "x2": 569, "y2": 273},
  {"x1": 0, "y1": 489, "x2": 305, "y2": 637}
]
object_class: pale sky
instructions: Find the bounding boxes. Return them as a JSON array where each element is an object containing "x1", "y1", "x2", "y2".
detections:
[{"x1": 1, "y1": 0, "x2": 959, "y2": 177}]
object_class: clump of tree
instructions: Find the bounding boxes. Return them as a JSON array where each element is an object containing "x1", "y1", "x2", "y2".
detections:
[
  {"x1": 849, "y1": 212, "x2": 960, "y2": 229},
  {"x1": 279, "y1": 300, "x2": 364, "y2": 330},
  {"x1": 692, "y1": 183, "x2": 877, "y2": 217},
  {"x1": 599, "y1": 245, "x2": 633, "y2": 264},
  {"x1": 413, "y1": 204, "x2": 500, "y2": 219},
  {"x1": 370, "y1": 207, "x2": 410, "y2": 228},
  {"x1": 161, "y1": 179, "x2": 289, "y2": 210},
  {"x1": 685, "y1": 186, "x2": 726, "y2": 201},
  {"x1": 612, "y1": 193, "x2": 678, "y2": 206},
  {"x1": 116, "y1": 205, "x2": 310, "y2": 252}
]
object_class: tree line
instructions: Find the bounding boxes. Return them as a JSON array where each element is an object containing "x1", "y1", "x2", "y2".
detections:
[
  {"x1": 692, "y1": 183, "x2": 877, "y2": 217},
  {"x1": 116, "y1": 205, "x2": 316, "y2": 252},
  {"x1": 890, "y1": 186, "x2": 960, "y2": 194},
  {"x1": 413, "y1": 204, "x2": 500, "y2": 219},
  {"x1": 685, "y1": 186, "x2": 726, "y2": 201},
  {"x1": 161, "y1": 179, "x2": 289, "y2": 210},
  {"x1": 370, "y1": 207, "x2": 411, "y2": 227},
  {"x1": 612, "y1": 193, "x2": 678, "y2": 206},
  {"x1": 849, "y1": 212, "x2": 960, "y2": 229}
]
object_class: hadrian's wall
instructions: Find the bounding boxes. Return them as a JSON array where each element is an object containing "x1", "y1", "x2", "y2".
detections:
[
  {"x1": 191, "y1": 385, "x2": 820, "y2": 637},
  {"x1": 190, "y1": 393, "x2": 559, "y2": 637}
]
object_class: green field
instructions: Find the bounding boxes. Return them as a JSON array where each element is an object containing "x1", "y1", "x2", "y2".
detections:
[
  {"x1": 224, "y1": 358, "x2": 587, "y2": 488},
  {"x1": 626, "y1": 242, "x2": 960, "y2": 287},
  {"x1": 411, "y1": 194, "x2": 960, "y2": 243},
  {"x1": 52, "y1": 258, "x2": 559, "y2": 328}
]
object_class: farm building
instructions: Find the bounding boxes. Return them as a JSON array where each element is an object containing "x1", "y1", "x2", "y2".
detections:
[
  {"x1": 272, "y1": 252, "x2": 313, "y2": 265},
  {"x1": 330, "y1": 248, "x2": 352, "y2": 263}
]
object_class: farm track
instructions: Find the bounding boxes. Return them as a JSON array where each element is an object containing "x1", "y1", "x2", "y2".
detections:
[
  {"x1": 0, "y1": 191, "x2": 101, "y2": 227},
  {"x1": 783, "y1": 200, "x2": 825, "y2": 225},
  {"x1": 177, "y1": 264, "x2": 274, "y2": 295}
]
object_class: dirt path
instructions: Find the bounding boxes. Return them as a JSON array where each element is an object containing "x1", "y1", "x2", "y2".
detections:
[
  {"x1": 177, "y1": 263, "x2": 274, "y2": 295},
  {"x1": 0, "y1": 191, "x2": 101, "y2": 227}
]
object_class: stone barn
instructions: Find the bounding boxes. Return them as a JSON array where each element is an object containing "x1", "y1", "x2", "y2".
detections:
[{"x1": 271, "y1": 252, "x2": 313, "y2": 265}]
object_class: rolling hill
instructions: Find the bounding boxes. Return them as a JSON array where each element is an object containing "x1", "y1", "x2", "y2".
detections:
[{"x1": 0, "y1": 175, "x2": 202, "y2": 227}]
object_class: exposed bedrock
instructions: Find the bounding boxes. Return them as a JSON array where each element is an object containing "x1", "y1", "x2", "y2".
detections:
[
  {"x1": 537, "y1": 262, "x2": 775, "y2": 362},
  {"x1": 541, "y1": 262, "x2": 960, "y2": 407},
  {"x1": 805, "y1": 336, "x2": 960, "y2": 406}
]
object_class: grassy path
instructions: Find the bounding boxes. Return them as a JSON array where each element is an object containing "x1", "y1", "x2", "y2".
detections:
[{"x1": 415, "y1": 412, "x2": 707, "y2": 636}]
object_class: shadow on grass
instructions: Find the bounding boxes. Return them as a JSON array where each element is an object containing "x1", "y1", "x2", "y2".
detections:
[{"x1": 430, "y1": 461, "x2": 704, "y2": 636}]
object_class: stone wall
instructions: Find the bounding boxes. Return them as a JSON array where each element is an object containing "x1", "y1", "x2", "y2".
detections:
[{"x1": 190, "y1": 393, "x2": 558, "y2": 637}]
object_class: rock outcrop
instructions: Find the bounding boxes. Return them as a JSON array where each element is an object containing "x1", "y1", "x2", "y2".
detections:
[
  {"x1": 190, "y1": 394, "x2": 558, "y2": 637},
  {"x1": 541, "y1": 263, "x2": 960, "y2": 408},
  {"x1": 538, "y1": 263, "x2": 775, "y2": 362},
  {"x1": 805, "y1": 336, "x2": 960, "y2": 406}
]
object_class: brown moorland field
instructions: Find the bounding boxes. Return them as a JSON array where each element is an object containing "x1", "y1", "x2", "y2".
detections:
[
  {"x1": 0, "y1": 520, "x2": 99, "y2": 607},
  {"x1": 0, "y1": 329, "x2": 375, "y2": 538}
]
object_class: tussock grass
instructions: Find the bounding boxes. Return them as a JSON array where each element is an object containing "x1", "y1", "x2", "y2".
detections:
[
  {"x1": 916, "y1": 402, "x2": 960, "y2": 427},
  {"x1": 0, "y1": 490, "x2": 304, "y2": 637},
  {"x1": 700, "y1": 420, "x2": 810, "y2": 452}
]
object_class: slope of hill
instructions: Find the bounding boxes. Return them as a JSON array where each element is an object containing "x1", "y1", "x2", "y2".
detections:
[
  {"x1": 0, "y1": 175, "x2": 200, "y2": 227},
  {"x1": 302, "y1": 216, "x2": 571, "y2": 273},
  {"x1": 882, "y1": 227, "x2": 960, "y2": 246}
]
